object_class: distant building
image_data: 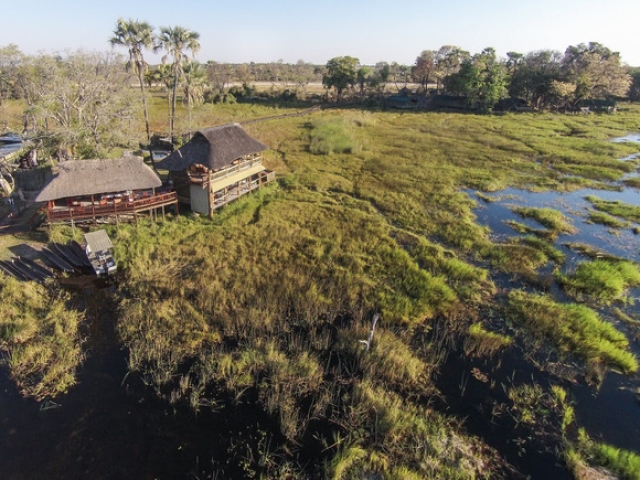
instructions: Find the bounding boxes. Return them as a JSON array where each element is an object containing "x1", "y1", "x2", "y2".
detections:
[
  {"x1": 36, "y1": 157, "x2": 178, "y2": 226},
  {"x1": 156, "y1": 123, "x2": 275, "y2": 217}
]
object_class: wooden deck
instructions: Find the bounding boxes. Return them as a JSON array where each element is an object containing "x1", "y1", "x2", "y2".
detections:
[
  {"x1": 212, "y1": 170, "x2": 275, "y2": 210},
  {"x1": 45, "y1": 191, "x2": 179, "y2": 224}
]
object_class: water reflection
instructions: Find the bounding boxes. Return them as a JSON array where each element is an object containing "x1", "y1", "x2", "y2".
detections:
[{"x1": 472, "y1": 187, "x2": 640, "y2": 263}]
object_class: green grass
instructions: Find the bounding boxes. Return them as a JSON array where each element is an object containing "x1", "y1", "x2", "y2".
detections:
[
  {"x1": 564, "y1": 242, "x2": 625, "y2": 262},
  {"x1": 568, "y1": 429, "x2": 640, "y2": 480},
  {"x1": 585, "y1": 195, "x2": 640, "y2": 223},
  {"x1": 612, "y1": 308, "x2": 640, "y2": 327},
  {"x1": 587, "y1": 211, "x2": 630, "y2": 228},
  {"x1": 511, "y1": 206, "x2": 577, "y2": 236},
  {"x1": 507, "y1": 290, "x2": 638, "y2": 373},
  {"x1": 308, "y1": 117, "x2": 362, "y2": 155},
  {"x1": 5, "y1": 101, "x2": 640, "y2": 477},
  {"x1": 463, "y1": 323, "x2": 512, "y2": 358},
  {"x1": 557, "y1": 259, "x2": 640, "y2": 304},
  {"x1": 622, "y1": 177, "x2": 640, "y2": 189}
]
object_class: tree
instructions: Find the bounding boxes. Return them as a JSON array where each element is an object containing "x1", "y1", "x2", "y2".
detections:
[
  {"x1": 0, "y1": 44, "x2": 23, "y2": 107},
  {"x1": 156, "y1": 25, "x2": 201, "y2": 138},
  {"x1": 109, "y1": 18, "x2": 155, "y2": 142},
  {"x1": 182, "y1": 61, "x2": 206, "y2": 136},
  {"x1": 413, "y1": 50, "x2": 437, "y2": 95},
  {"x1": 445, "y1": 48, "x2": 508, "y2": 112},
  {"x1": 323, "y1": 56, "x2": 358, "y2": 102},
  {"x1": 505, "y1": 52, "x2": 524, "y2": 74},
  {"x1": 435, "y1": 45, "x2": 470, "y2": 92},
  {"x1": 562, "y1": 42, "x2": 631, "y2": 99},
  {"x1": 368, "y1": 62, "x2": 391, "y2": 94},
  {"x1": 17, "y1": 51, "x2": 137, "y2": 157},
  {"x1": 356, "y1": 66, "x2": 372, "y2": 99},
  {"x1": 390, "y1": 62, "x2": 411, "y2": 91},
  {"x1": 508, "y1": 50, "x2": 563, "y2": 109},
  {"x1": 147, "y1": 63, "x2": 174, "y2": 116},
  {"x1": 628, "y1": 68, "x2": 640, "y2": 101}
]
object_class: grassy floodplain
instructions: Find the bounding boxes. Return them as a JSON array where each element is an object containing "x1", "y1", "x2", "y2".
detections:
[{"x1": 3, "y1": 99, "x2": 640, "y2": 478}]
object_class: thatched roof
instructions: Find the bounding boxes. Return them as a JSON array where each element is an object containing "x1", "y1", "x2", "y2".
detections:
[
  {"x1": 36, "y1": 157, "x2": 161, "y2": 202},
  {"x1": 156, "y1": 123, "x2": 268, "y2": 172}
]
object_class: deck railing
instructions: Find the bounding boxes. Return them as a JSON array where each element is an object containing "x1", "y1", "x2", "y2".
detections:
[
  {"x1": 47, "y1": 192, "x2": 178, "y2": 222},
  {"x1": 188, "y1": 156, "x2": 263, "y2": 184}
]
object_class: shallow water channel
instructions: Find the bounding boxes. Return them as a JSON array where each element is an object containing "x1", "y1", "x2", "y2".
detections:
[{"x1": 470, "y1": 136, "x2": 640, "y2": 455}]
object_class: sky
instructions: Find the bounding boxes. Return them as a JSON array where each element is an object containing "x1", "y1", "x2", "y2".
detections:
[{"x1": 2, "y1": 0, "x2": 639, "y2": 66}]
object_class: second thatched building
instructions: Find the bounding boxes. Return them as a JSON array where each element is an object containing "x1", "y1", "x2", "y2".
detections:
[{"x1": 156, "y1": 123, "x2": 275, "y2": 217}]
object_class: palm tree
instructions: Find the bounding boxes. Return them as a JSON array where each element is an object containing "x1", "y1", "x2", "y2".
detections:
[
  {"x1": 109, "y1": 18, "x2": 154, "y2": 143},
  {"x1": 182, "y1": 62, "x2": 206, "y2": 136},
  {"x1": 155, "y1": 26, "x2": 200, "y2": 139}
]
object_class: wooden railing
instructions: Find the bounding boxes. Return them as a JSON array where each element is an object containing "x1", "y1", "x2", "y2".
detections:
[
  {"x1": 211, "y1": 170, "x2": 276, "y2": 209},
  {"x1": 188, "y1": 156, "x2": 263, "y2": 184},
  {"x1": 47, "y1": 192, "x2": 178, "y2": 222}
]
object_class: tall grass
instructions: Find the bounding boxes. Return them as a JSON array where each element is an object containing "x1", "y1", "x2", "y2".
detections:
[
  {"x1": 511, "y1": 206, "x2": 577, "y2": 236},
  {"x1": 567, "y1": 429, "x2": 640, "y2": 480},
  {"x1": 0, "y1": 275, "x2": 84, "y2": 398},
  {"x1": 308, "y1": 117, "x2": 362, "y2": 155},
  {"x1": 585, "y1": 195, "x2": 640, "y2": 223},
  {"x1": 557, "y1": 259, "x2": 640, "y2": 304},
  {"x1": 507, "y1": 290, "x2": 638, "y2": 373},
  {"x1": 10, "y1": 102, "x2": 640, "y2": 476}
]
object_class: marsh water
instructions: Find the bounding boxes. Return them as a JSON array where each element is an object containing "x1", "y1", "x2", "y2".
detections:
[
  {"x1": 1, "y1": 137, "x2": 640, "y2": 479},
  {"x1": 469, "y1": 133, "x2": 640, "y2": 455},
  {"x1": 472, "y1": 187, "x2": 640, "y2": 448}
]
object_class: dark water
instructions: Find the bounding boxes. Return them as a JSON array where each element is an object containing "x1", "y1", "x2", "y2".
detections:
[
  {"x1": 1, "y1": 287, "x2": 214, "y2": 480},
  {"x1": 469, "y1": 169, "x2": 640, "y2": 454}
]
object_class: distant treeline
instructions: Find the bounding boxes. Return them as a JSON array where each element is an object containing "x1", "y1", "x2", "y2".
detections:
[{"x1": 1, "y1": 36, "x2": 639, "y2": 157}]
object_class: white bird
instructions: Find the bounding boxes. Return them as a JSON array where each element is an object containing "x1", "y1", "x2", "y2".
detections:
[{"x1": 359, "y1": 313, "x2": 380, "y2": 352}]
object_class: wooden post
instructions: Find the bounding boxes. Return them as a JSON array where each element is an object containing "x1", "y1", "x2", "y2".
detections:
[
  {"x1": 208, "y1": 169, "x2": 213, "y2": 219},
  {"x1": 91, "y1": 195, "x2": 97, "y2": 227}
]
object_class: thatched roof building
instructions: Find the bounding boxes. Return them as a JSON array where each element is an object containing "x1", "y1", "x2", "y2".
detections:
[
  {"x1": 36, "y1": 157, "x2": 162, "y2": 202},
  {"x1": 156, "y1": 123, "x2": 268, "y2": 172}
]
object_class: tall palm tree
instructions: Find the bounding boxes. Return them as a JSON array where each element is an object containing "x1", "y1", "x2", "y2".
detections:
[
  {"x1": 155, "y1": 26, "x2": 200, "y2": 139},
  {"x1": 182, "y1": 61, "x2": 206, "y2": 136},
  {"x1": 109, "y1": 18, "x2": 154, "y2": 143}
]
